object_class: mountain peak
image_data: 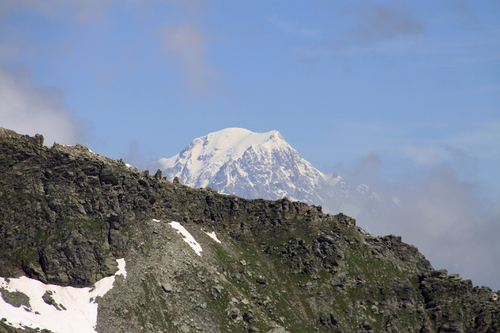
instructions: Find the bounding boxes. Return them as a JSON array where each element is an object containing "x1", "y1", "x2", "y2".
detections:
[
  {"x1": 152, "y1": 128, "x2": 325, "y2": 199},
  {"x1": 152, "y1": 128, "x2": 291, "y2": 189},
  {"x1": 200, "y1": 128, "x2": 283, "y2": 158}
]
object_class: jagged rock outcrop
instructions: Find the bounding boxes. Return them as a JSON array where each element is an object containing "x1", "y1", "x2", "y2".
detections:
[{"x1": 0, "y1": 128, "x2": 498, "y2": 333}]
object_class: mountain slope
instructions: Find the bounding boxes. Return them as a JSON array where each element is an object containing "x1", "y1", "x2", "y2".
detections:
[
  {"x1": 152, "y1": 128, "x2": 389, "y2": 219},
  {"x1": 1, "y1": 128, "x2": 499, "y2": 333}
]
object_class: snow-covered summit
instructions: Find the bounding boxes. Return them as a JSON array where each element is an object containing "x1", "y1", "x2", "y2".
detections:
[
  {"x1": 152, "y1": 128, "x2": 327, "y2": 201},
  {"x1": 154, "y1": 128, "x2": 286, "y2": 187},
  {"x1": 152, "y1": 127, "x2": 390, "y2": 219}
]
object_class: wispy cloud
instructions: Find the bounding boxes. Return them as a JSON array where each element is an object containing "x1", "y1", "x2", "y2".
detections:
[
  {"x1": 122, "y1": 141, "x2": 154, "y2": 171},
  {"x1": 0, "y1": 65, "x2": 86, "y2": 145},
  {"x1": 290, "y1": 2, "x2": 500, "y2": 67},
  {"x1": 290, "y1": 3, "x2": 425, "y2": 62},
  {"x1": 405, "y1": 144, "x2": 471, "y2": 166},
  {"x1": 160, "y1": 0, "x2": 218, "y2": 98},
  {"x1": 390, "y1": 166, "x2": 499, "y2": 291},
  {"x1": 447, "y1": 121, "x2": 500, "y2": 160},
  {"x1": 0, "y1": 36, "x2": 24, "y2": 61},
  {"x1": 267, "y1": 16, "x2": 320, "y2": 40},
  {"x1": 0, "y1": 0, "x2": 115, "y2": 23},
  {"x1": 343, "y1": 151, "x2": 500, "y2": 290},
  {"x1": 347, "y1": 5, "x2": 424, "y2": 46},
  {"x1": 161, "y1": 23, "x2": 216, "y2": 97},
  {"x1": 326, "y1": 116, "x2": 500, "y2": 289}
]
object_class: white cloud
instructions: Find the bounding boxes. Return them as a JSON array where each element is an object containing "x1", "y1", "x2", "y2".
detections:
[
  {"x1": 389, "y1": 167, "x2": 500, "y2": 290},
  {"x1": 0, "y1": 66, "x2": 85, "y2": 145}
]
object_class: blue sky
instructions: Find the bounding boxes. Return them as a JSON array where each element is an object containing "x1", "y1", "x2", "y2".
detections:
[{"x1": 1, "y1": 1, "x2": 499, "y2": 289}]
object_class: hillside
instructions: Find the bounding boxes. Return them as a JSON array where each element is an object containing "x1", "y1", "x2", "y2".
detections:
[{"x1": 0, "y1": 128, "x2": 498, "y2": 333}]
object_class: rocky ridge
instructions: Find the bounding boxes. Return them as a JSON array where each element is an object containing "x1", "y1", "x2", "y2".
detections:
[{"x1": 0, "y1": 128, "x2": 499, "y2": 333}]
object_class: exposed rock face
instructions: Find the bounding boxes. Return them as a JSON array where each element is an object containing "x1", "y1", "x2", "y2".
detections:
[{"x1": 0, "y1": 128, "x2": 499, "y2": 333}]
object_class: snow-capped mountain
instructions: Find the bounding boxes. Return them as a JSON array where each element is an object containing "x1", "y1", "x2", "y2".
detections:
[{"x1": 151, "y1": 128, "x2": 391, "y2": 218}]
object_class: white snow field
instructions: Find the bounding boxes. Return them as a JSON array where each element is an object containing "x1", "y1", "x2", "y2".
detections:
[
  {"x1": 0, "y1": 258, "x2": 127, "y2": 333},
  {"x1": 169, "y1": 221, "x2": 203, "y2": 256}
]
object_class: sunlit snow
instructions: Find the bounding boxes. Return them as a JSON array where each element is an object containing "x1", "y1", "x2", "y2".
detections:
[
  {"x1": 169, "y1": 221, "x2": 203, "y2": 256},
  {"x1": 154, "y1": 128, "x2": 287, "y2": 188},
  {"x1": 152, "y1": 128, "x2": 331, "y2": 206},
  {"x1": 203, "y1": 230, "x2": 222, "y2": 244},
  {"x1": 0, "y1": 258, "x2": 127, "y2": 333}
]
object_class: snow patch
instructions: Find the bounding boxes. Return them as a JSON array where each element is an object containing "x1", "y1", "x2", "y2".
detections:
[
  {"x1": 0, "y1": 258, "x2": 127, "y2": 333},
  {"x1": 203, "y1": 230, "x2": 222, "y2": 244},
  {"x1": 116, "y1": 258, "x2": 127, "y2": 278},
  {"x1": 169, "y1": 221, "x2": 203, "y2": 256}
]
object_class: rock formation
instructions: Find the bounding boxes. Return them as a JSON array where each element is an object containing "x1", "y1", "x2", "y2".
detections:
[{"x1": 0, "y1": 128, "x2": 498, "y2": 333}]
